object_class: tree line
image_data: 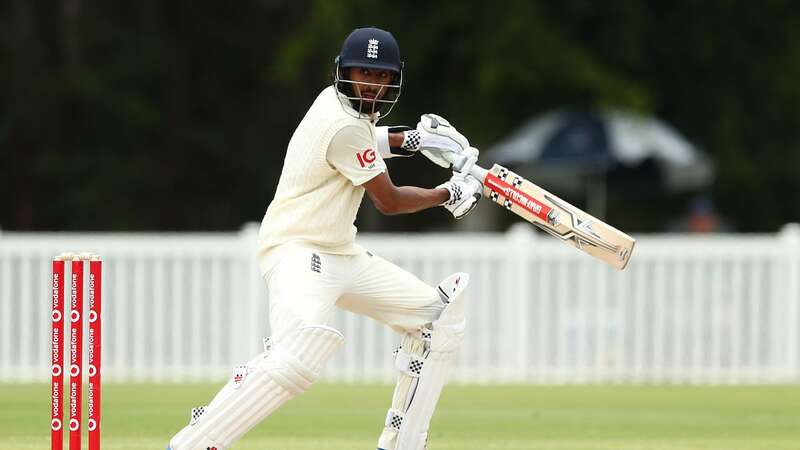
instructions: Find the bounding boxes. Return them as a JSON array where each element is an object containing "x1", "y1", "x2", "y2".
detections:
[{"x1": 2, "y1": 0, "x2": 798, "y2": 231}]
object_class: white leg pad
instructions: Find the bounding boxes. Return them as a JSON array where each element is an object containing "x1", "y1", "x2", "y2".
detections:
[
  {"x1": 378, "y1": 273, "x2": 469, "y2": 450},
  {"x1": 169, "y1": 325, "x2": 344, "y2": 450}
]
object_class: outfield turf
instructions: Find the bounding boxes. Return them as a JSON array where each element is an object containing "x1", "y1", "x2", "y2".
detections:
[{"x1": 2, "y1": 383, "x2": 799, "y2": 450}]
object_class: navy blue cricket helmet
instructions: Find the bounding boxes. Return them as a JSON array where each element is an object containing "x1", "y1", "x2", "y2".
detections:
[{"x1": 334, "y1": 27, "x2": 404, "y2": 119}]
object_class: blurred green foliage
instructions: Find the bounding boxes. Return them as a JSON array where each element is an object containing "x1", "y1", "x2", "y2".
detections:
[{"x1": 1, "y1": 0, "x2": 799, "y2": 231}]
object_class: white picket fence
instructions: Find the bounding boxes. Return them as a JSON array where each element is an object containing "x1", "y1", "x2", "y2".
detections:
[{"x1": 1, "y1": 224, "x2": 799, "y2": 384}]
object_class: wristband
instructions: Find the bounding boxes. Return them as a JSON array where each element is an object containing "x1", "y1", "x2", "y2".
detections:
[
  {"x1": 401, "y1": 130, "x2": 421, "y2": 150},
  {"x1": 376, "y1": 126, "x2": 391, "y2": 158}
]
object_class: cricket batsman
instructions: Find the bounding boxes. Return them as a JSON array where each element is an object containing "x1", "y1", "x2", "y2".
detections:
[{"x1": 168, "y1": 26, "x2": 483, "y2": 450}]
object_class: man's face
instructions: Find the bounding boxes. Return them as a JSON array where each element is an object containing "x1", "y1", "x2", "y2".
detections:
[{"x1": 347, "y1": 67, "x2": 394, "y2": 105}]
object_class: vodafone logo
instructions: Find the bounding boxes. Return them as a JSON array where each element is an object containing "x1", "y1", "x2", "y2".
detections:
[
  {"x1": 69, "y1": 418, "x2": 80, "y2": 431},
  {"x1": 356, "y1": 148, "x2": 376, "y2": 168},
  {"x1": 52, "y1": 418, "x2": 62, "y2": 431}
]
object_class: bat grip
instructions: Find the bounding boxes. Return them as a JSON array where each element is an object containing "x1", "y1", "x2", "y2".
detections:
[
  {"x1": 468, "y1": 163, "x2": 489, "y2": 181},
  {"x1": 446, "y1": 148, "x2": 489, "y2": 180}
]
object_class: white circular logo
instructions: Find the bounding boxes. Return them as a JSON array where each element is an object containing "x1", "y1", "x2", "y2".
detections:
[
  {"x1": 51, "y1": 418, "x2": 62, "y2": 431},
  {"x1": 88, "y1": 310, "x2": 98, "y2": 323},
  {"x1": 51, "y1": 364, "x2": 62, "y2": 377},
  {"x1": 70, "y1": 364, "x2": 80, "y2": 377},
  {"x1": 87, "y1": 365, "x2": 96, "y2": 377},
  {"x1": 69, "y1": 419, "x2": 80, "y2": 431},
  {"x1": 52, "y1": 310, "x2": 62, "y2": 322},
  {"x1": 87, "y1": 419, "x2": 97, "y2": 431},
  {"x1": 71, "y1": 310, "x2": 80, "y2": 322}
]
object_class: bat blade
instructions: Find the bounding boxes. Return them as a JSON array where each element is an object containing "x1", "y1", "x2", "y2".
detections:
[{"x1": 481, "y1": 164, "x2": 635, "y2": 270}]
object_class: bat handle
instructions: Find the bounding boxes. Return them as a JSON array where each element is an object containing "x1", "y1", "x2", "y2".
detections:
[
  {"x1": 447, "y1": 148, "x2": 489, "y2": 181},
  {"x1": 468, "y1": 163, "x2": 489, "y2": 181}
]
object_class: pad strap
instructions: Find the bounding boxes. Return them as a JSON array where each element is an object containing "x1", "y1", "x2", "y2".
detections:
[
  {"x1": 394, "y1": 347, "x2": 425, "y2": 378},
  {"x1": 385, "y1": 408, "x2": 405, "y2": 431},
  {"x1": 189, "y1": 406, "x2": 208, "y2": 426}
]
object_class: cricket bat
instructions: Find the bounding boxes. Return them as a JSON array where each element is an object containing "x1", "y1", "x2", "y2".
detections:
[{"x1": 453, "y1": 154, "x2": 636, "y2": 270}]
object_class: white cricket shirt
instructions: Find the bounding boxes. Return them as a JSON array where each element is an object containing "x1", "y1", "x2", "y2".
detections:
[{"x1": 257, "y1": 86, "x2": 387, "y2": 273}]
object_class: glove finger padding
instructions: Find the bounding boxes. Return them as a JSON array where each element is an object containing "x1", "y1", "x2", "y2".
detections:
[
  {"x1": 417, "y1": 114, "x2": 474, "y2": 169},
  {"x1": 421, "y1": 147, "x2": 457, "y2": 169},
  {"x1": 437, "y1": 173, "x2": 483, "y2": 219},
  {"x1": 451, "y1": 192, "x2": 480, "y2": 219},
  {"x1": 419, "y1": 114, "x2": 469, "y2": 149}
]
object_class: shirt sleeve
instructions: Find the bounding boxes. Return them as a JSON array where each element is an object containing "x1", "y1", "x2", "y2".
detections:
[{"x1": 327, "y1": 125, "x2": 387, "y2": 186}]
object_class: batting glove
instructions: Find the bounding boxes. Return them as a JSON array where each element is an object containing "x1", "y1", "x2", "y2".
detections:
[
  {"x1": 415, "y1": 114, "x2": 476, "y2": 169},
  {"x1": 437, "y1": 172, "x2": 483, "y2": 219}
]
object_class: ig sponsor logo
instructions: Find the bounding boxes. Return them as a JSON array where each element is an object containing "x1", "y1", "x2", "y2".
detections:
[{"x1": 356, "y1": 148, "x2": 376, "y2": 168}]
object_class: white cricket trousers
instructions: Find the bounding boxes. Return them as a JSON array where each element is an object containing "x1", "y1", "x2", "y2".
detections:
[{"x1": 263, "y1": 242, "x2": 443, "y2": 341}]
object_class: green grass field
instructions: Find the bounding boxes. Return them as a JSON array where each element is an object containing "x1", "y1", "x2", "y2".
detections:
[{"x1": 2, "y1": 383, "x2": 799, "y2": 450}]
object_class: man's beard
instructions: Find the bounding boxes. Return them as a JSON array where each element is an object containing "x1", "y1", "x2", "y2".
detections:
[{"x1": 353, "y1": 96, "x2": 380, "y2": 115}]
